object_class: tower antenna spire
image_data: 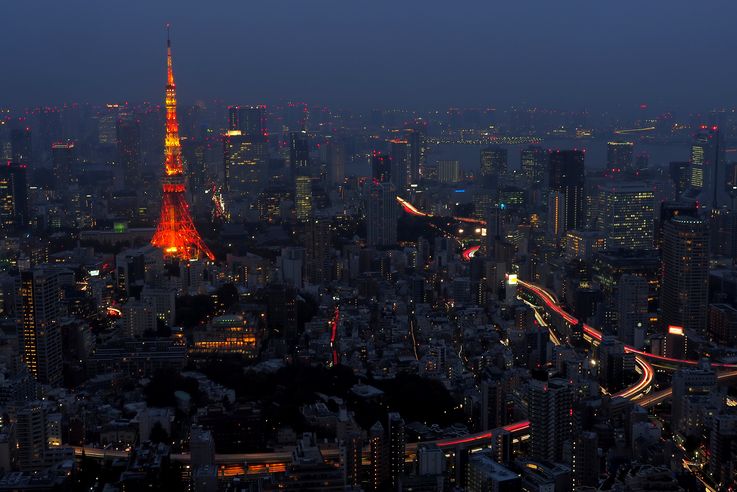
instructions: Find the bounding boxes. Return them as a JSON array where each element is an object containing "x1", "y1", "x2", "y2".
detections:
[{"x1": 166, "y1": 23, "x2": 171, "y2": 47}]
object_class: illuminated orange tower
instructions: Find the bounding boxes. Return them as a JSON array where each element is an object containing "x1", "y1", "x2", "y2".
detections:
[{"x1": 151, "y1": 30, "x2": 214, "y2": 261}]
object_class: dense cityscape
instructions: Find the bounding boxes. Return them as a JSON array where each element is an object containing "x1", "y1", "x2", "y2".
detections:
[{"x1": 2, "y1": 4, "x2": 737, "y2": 492}]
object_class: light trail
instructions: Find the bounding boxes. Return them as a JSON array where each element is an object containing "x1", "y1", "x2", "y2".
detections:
[
  {"x1": 517, "y1": 280, "x2": 737, "y2": 370},
  {"x1": 329, "y1": 307, "x2": 339, "y2": 366},
  {"x1": 461, "y1": 245, "x2": 480, "y2": 260}
]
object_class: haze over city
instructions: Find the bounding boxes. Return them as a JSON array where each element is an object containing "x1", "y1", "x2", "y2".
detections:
[{"x1": 0, "y1": 2, "x2": 736, "y2": 492}]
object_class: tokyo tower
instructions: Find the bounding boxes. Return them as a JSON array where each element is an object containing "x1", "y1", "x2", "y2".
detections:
[{"x1": 151, "y1": 30, "x2": 214, "y2": 261}]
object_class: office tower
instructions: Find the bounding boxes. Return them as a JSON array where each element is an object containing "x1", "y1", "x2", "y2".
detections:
[
  {"x1": 572, "y1": 431, "x2": 599, "y2": 488},
  {"x1": 606, "y1": 141, "x2": 634, "y2": 172},
  {"x1": 657, "y1": 201, "x2": 698, "y2": 248},
  {"x1": 528, "y1": 378, "x2": 572, "y2": 462},
  {"x1": 596, "y1": 181, "x2": 655, "y2": 250},
  {"x1": 150, "y1": 35, "x2": 214, "y2": 261},
  {"x1": 342, "y1": 432, "x2": 363, "y2": 488},
  {"x1": 417, "y1": 443, "x2": 443, "y2": 476},
  {"x1": 10, "y1": 127, "x2": 32, "y2": 165},
  {"x1": 521, "y1": 145, "x2": 547, "y2": 184},
  {"x1": 672, "y1": 363, "x2": 716, "y2": 435},
  {"x1": 708, "y1": 413, "x2": 737, "y2": 487},
  {"x1": 16, "y1": 268, "x2": 63, "y2": 387},
  {"x1": 689, "y1": 125, "x2": 724, "y2": 209},
  {"x1": 295, "y1": 176, "x2": 313, "y2": 222},
  {"x1": 0, "y1": 162, "x2": 28, "y2": 231},
  {"x1": 389, "y1": 138, "x2": 411, "y2": 190},
  {"x1": 437, "y1": 160, "x2": 461, "y2": 184},
  {"x1": 304, "y1": 217, "x2": 331, "y2": 285},
  {"x1": 290, "y1": 131, "x2": 310, "y2": 178},
  {"x1": 121, "y1": 298, "x2": 157, "y2": 338},
  {"x1": 660, "y1": 216, "x2": 709, "y2": 337},
  {"x1": 325, "y1": 137, "x2": 345, "y2": 186},
  {"x1": 369, "y1": 421, "x2": 387, "y2": 490},
  {"x1": 708, "y1": 303, "x2": 737, "y2": 346},
  {"x1": 466, "y1": 452, "x2": 520, "y2": 492},
  {"x1": 480, "y1": 371, "x2": 508, "y2": 430},
  {"x1": 548, "y1": 150, "x2": 585, "y2": 242},
  {"x1": 116, "y1": 117, "x2": 142, "y2": 188},
  {"x1": 223, "y1": 130, "x2": 268, "y2": 197},
  {"x1": 228, "y1": 105, "x2": 266, "y2": 137},
  {"x1": 286, "y1": 101, "x2": 308, "y2": 132},
  {"x1": 616, "y1": 274, "x2": 648, "y2": 349},
  {"x1": 596, "y1": 336, "x2": 634, "y2": 389},
  {"x1": 387, "y1": 412, "x2": 405, "y2": 489},
  {"x1": 406, "y1": 126, "x2": 426, "y2": 182},
  {"x1": 190, "y1": 426, "x2": 215, "y2": 468},
  {"x1": 15, "y1": 402, "x2": 50, "y2": 471},
  {"x1": 371, "y1": 152, "x2": 392, "y2": 183},
  {"x1": 480, "y1": 146, "x2": 507, "y2": 178},
  {"x1": 366, "y1": 181, "x2": 397, "y2": 247},
  {"x1": 98, "y1": 104, "x2": 119, "y2": 145},
  {"x1": 51, "y1": 141, "x2": 76, "y2": 190},
  {"x1": 669, "y1": 161, "x2": 691, "y2": 200}
]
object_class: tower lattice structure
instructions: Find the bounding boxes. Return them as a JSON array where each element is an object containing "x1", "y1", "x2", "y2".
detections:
[{"x1": 151, "y1": 32, "x2": 214, "y2": 261}]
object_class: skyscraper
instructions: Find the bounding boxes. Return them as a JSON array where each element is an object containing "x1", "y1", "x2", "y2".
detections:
[
  {"x1": 51, "y1": 141, "x2": 76, "y2": 190},
  {"x1": 606, "y1": 141, "x2": 634, "y2": 172},
  {"x1": 371, "y1": 152, "x2": 392, "y2": 183},
  {"x1": 0, "y1": 162, "x2": 28, "y2": 231},
  {"x1": 223, "y1": 130, "x2": 268, "y2": 198},
  {"x1": 480, "y1": 146, "x2": 507, "y2": 178},
  {"x1": 616, "y1": 274, "x2": 649, "y2": 349},
  {"x1": 116, "y1": 117, "x2": 142, "y2": 189},
  {"x1": 548, "y1": 150, "x2": 585, "y2": 242},
  {"x1": 528, "y1": 378, "x2": 572, "y2": 463},
  {"x1": 16, "y1": 268, "x2": 63, "y2": 387},
  {"x1": 295, "y1": 175, "x2": 313, "y2": 222},
  {"x1": 367, "y1": 181, "x2": 397, "y2": 247},
  {"x1": 669, "y1": 161, "x2": 691, "y2": 200},
  {"x1": 10, "y1": 127, "x2": 32, "y2": 165},
  {"x1": 389, "y1": 138, "x2": 411, "y2": 191},
  {"x1": 438, "y1": 160, "x2": 461, "y2": 184},
  {"x1": 689, "y1": 125, "x2": 724, "y2": 209},
  {"x1": 406, "y1": 126, "x2": 426, "y2": 182},
  {"x1": 387, "y1": 412, "x2": 405, "y2": 489},
  {"x1": 290, "y1": 131, "x2": 310, "y2": 178},
  {"x1": 304, "y1": 217, "x2": 331, "y2": 285},
  {"x1": 325, "y1": 137, "x2": 345, "y2": 187},
  {"x1": 660, "y1": 216, "x2": 709, "y2": 336},
  {"x1": 596, "y1": 181, "x2": 655, "y2": 250},
  {"x1": 228, "y1": 105, "x2": 266, "y2": 137},
  {"x1": 520, "y1": 145, "x2": 547, "y2": 184}
]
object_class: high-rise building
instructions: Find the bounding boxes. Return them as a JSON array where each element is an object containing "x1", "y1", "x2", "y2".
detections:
[
  {"x1": 116, "y1": 117, "x2": 142, "y2": 189},
  {"x1": 480, "y1": 146, "x2": 507, "y2": 178},
  {"x1": 369, "y1": 421, "x2": 387, "y2": 490},
  {"x1": 528, "y1": 378, "x2": 572, "y2": 463},
  {"x1": 304, "y1": 217, "x2": 331, "y2": 285},
  {"x1": 616, "y1": 274, "x2": 649, "y2": 349},
  {"x1": 438, "y1": 160, "x2": 461, "y2": 184},
  {"x1": 596, "y1": 181, "x2": 655, "y2": 250},
  {"x1": 606, "y1": 141, "x2": 634, "y2": 172},
  {"x1": 387, "y1": 412, "x2": 405, "y2": 489},
  {"x1": 290, "y1": 131, "x2": 310, "y2": 178},
  {"x1": 0, "y1": 162, "x2": 28, "y2": 231},
  {"x1": 406, "y1": 126, "x2": 426, "y2": 182},
  {"x1": 228, "y1": 105, "x2": 266, "y2": 137},
  {"x1": 708, "y1": 413, "x2": 737, "y2": 487},
  {"x1": 660, "y1": 216, "x2": 709, "y2": 336},
  {"x1": 389, "y1": 139, "x2": 411, "y2": 190},
  {"x1": 10, "y1": 127, "x2": 32, "y2": 165},
  {"x1": 571, "y1": 431, "x2": 599, "y2": 488},
  {"x1": 669, "y1": 161, "x2": 691, "y2": 200},
  {"x1": 371, "y1": 152, "x2": 392, "y2": 183},
  {"x1": 548, "y1": 150, "x2": 585, "y2": 241},
  {"x1": 521, "y1": 145, "x2": 547, "y2": 184},
  {"x1": 15, "y1": 402, "x2": 51, "y2": 471},
  {"x1": 16, "y1": 268, "x2": 63, "y2": 387},
  {"x1": 671, "y1": 362, "x2": 715, "y2": 436},
  {"x1": 366, "y1": 181, "x2": 397, "y2": 247},
  {"x1": 51, "y1": 141, "x2": 76, "y2": 190},
  {"x1": 295, "y1": 176, "x2": 313, "y2": 222},
  {"x1": 466, "y1": 451, "x2": 520, "y2": 492},
  {"x1": 223, "y1": 130, "x2": 268, "y2": 197},
  {"x1": 689, "y1": 125, "x2": 724, "y2": 209},
  {"x1": 325, "y1": 137, "x2": 345, "y2": 187}
]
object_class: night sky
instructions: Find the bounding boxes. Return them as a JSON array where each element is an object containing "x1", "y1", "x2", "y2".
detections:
[{"x1": 2, "y1": 0, "x2": 737, "y2": 111}]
